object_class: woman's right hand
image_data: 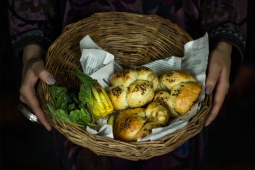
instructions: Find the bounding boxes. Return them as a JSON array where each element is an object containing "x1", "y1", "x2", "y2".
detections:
[{"x1": 20, "y1": 44, "x2": 55, "y2": 131}]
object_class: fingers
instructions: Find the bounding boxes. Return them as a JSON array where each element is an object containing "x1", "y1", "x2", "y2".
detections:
[
  {"x1": 20, "y1": 83, "x2": 52, "y2": 131},
  {"x1": 20, "y1": 95, "x2": 28, "y2": 105},
  {"x1": 30, "y1": 57, "x2": 56, "y2": 85},
  {"x1": 20, "y1": 57, "x2": 56, "y2": 131},
  {"x1": 205, "y1": 69, "x2": 229, "y2": 127},
  {"x1": 204, "y1": 43, "x2": 231, "y2": 127},
  {"x1": 205, "y1": 61, "x2": 221, "y2": 95}
]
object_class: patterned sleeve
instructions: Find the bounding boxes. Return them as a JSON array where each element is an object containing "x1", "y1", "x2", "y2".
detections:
[
  {"x1": 8, "y1": 0, "x2": 61, "y2": 57},
  {"x1": 199, "y1": 0, "x2": 247, "y2": 82}
]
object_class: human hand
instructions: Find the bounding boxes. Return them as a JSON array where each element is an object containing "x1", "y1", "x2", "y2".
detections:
[
  {"x1": 20, "y1": 44, "x2": 55, "y2": 131},
  {"x1": 205, "y1": 42, "x2": 232, "y2": 127}
]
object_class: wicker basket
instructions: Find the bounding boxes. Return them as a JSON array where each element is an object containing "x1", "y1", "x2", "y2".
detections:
[{"x1": 37, "y1": 12, "x2": 212, "y2": 161}]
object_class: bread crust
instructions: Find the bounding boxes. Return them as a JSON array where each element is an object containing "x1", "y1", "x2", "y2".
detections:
[
  {"x1": 158, "y1": 70, "x2": 197, "y2": 90},
  {"x1": 110, "y1": 68, "x2": 138, "y2": 87},
  {"x1": 127, "y1": 80, "x2": 154, "y2": 108},
  {"x1": 153, "y1": 90, "x2": 179, "y2": 118},
  {"x1": 157, "y1": 70, "x2": 202, "y2": 116},
  {"x1": 113, "y1": 108, "x2": 146, "y2": 142},
  {"x1": 108, "y1": 67, "x2": 159, "y2": 110},
  {"x1": 107, "y1": 85, "x2": 129, "y2": 110},
  {"x1": 132, "y1": 121, "x2": 161, "y2": 141},
  {"x1": 136, "y1": 67, "x2": 159, "y2": 90},
  {"x1": 145, "y1": 101, "x2": 170, "y2": 125},
  {"x1": 170, "y1": 81, "x2": 202, "y2": 115}
]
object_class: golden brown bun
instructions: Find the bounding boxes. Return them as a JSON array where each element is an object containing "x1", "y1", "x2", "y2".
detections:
[
  {"x1": 108, "y1": 67, "x2": 159, "y2": 110},
  {"x1": 112, "y1": 70, "x2": 202, "y2": 142},
  {"x1": 136, "y1": 67, "x2": 159, "y2": 90},
  {"x1": 145, "y1": 101, "x2": 170, "y2": 125},
  {"x1": 113, "y1": 108, "x2": 146, "y2": 142},
  {"x1": 158, "y1": 70, "x2": 197, "y2": 91},
  {"x1": 170, "y1": 81, "x2": 202, "y2": 115},
  {"x1": 113, "y1": 107, "x2": 162, "y2": 142},
  {"x1": 156, "y1": 70, "x2": 202, "y2": 116},
  {"x1": 153, "y1": 91, "x2": 179, "y2": 118},
  {"x1": 107, "y1": 85, "x2": 129, "y2": 110},
  {"x1": 110, "y1": 68, "x2": 138, "y2": 87},
  {"x1": 132, "y1": 121, "x2": 162, "y2": 141},
  {"x1": 126, "y1": 80, "x2": 154, "y2": 108}
]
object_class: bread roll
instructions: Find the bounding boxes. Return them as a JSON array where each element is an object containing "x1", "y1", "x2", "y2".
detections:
[
  {"x1": 145, "y1": 101, "x2": 170, "y2": 125},
  {"x1": 170, "y1": 81, "x2": 202, "y2": 115},
  {"x1": 132, "y1": 121, "x2": 161, "y2": 141},
  {"x1": 113, "y1": 108, "x2": 146, "y2": 142},
  {"x1": 153, "y1": 90, "x2": 179, "y2": 118},
  {"x1": 110, "y1": 68, "x2": 138, "y2": 87},
  {"x1": 108, "y1": 67, "x2": 159, "y2": 110},
  {"x1": 136, "y1": 67, "x2": 159, "y2": 90},
  {"x1": 113, "y1": 107, "x2": 163, "y2": 142},
  {"x1": 126, "y1": 80, "x2": 154, "y2": 108},
  {"x1": 155, "y1": 70, "x2": 202, "y2": 116},
  {"x1": 107, "y1": 85, "x2": 129, "y2": 110},
  {"x1": 112, "y1": 70, "x2": 202, "y2": 142},
  {"x1": 158, "y1": 70, "x2": 197, "y2": 91}
]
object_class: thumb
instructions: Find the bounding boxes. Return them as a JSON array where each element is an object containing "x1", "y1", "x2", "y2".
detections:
[
  {"x1": 205, "y1": 67, "x2": 219, "y2": 95},
  {"x1": 33, "y1": 63, "x2": 56, "y2": 85}
]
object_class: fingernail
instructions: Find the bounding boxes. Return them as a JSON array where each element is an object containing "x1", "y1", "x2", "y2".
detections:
[
  {"x1": 205, "y1": 121, "x2": 211, "y2": 127},
  {"x1": 205, "y1": 86, "x2": 212, "y2": 94},
  {"x1": 47, "y1": 76, "x2": 56, "y2": 85}
]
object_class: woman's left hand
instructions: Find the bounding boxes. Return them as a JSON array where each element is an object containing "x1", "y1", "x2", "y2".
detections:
[{"x1": 205, "y1": 42, "x2": 232, "y2": 127}]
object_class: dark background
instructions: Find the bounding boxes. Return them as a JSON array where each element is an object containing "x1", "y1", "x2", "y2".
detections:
[{"x1": 1, "y1": 1, "x2": 255, "y2": 169}]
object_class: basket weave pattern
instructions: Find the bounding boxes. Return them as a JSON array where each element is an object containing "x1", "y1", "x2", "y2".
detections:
[{"x1": 37, "y1": 12, "x2": 212, "y2": 161}]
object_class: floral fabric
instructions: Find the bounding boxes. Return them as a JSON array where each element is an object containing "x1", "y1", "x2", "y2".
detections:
[
  {"x1": 7, "y1": 0, "x2": 247, "y2": 169},
  {"x1": 8, "y1": 0, "x2": 247, "y2": 57}
]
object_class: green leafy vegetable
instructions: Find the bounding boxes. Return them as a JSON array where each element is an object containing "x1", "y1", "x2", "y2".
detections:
[
  {"x1": 47, "y1": 70, "x2": 98, "y2": 129},
  {"x1": 48, "y1": 85, "x2": 69, "y2": 110},
  {"x1": 69, "y1": 108, "x2": 95, "y2": 127},
  {"x1": 47, "y1": 69, "x2": 113, "y2": 129},
  {"x1": 75, "y1": 69, "x2": 97, "y2": 105},
  {"x1": 47, "y1": 104, "x2": 71, "y2": 123}
]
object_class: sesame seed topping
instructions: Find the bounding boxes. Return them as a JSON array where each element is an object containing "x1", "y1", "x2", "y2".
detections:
[{"x1": 110, "y1": 87, "x2": 122, "y2": 97}]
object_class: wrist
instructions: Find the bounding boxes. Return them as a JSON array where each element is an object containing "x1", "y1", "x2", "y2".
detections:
[{"x1": 215, "y1": 42, "x2": 232, "y2": 58}]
